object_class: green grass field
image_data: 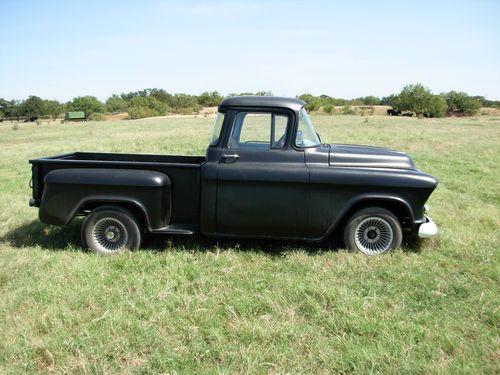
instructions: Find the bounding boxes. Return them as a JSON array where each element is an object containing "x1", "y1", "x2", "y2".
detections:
[{"x1": 0, "y1": 115, "x2": 498, "y2": 374}]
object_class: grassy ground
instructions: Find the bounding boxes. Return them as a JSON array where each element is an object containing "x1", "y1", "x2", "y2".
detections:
[{"x1": 0, "y1": 115, "x2": 498, "y2": 374}]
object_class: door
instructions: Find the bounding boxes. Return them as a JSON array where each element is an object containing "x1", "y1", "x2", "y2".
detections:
[{"x1": 216, "y1": 110, "x2": 309, "y2": 238}]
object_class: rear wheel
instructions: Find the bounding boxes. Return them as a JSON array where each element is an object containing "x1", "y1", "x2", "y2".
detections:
[
  {"x1": 81, "y1": 206, "x2": 142, "y2": 255},
  {"x1": 344, "y1": 207, "x2": 402, "y2": 255}
]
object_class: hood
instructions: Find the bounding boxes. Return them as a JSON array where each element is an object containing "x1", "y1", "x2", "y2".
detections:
[{"x1": 329, "y1": 144, "x2": 416, "y2": 170}]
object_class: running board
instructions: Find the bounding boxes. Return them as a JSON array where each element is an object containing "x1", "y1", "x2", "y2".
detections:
[{"x1": 150, "y1": 224, "x2": 198, "y2": 235}]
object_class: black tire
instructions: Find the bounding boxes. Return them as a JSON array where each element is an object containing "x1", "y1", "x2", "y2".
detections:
[
  {"x1": 343, "y1": 207, "x2": 402, "y2": 255},
  {"x1": 81, "y1": 205, "x2": 142, "y2": 255}
]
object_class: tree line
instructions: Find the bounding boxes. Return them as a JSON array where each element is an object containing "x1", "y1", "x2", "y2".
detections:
[
  {"x1": 299, "y1": 84, "x2": 498, "y2": 117},
  {"x1": 0, "y1": 85, "x2": 498, "y2": 121}
]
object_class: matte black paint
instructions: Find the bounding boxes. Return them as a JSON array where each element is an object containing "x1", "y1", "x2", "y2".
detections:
[
  {"x1": 29, "y1": 96, "x2": 438, "y2": 242},
  {"x1": 40, "y1": 168, "x2": 171, "y2": 230}
]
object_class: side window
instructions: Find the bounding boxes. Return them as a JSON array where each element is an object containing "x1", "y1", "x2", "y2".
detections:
[
  {"x1": 228, "y1": 112, "x2": 289, "y2": 149},
  {"x1": 239, "y1": 113, "x2": 270, "y2": 145}
]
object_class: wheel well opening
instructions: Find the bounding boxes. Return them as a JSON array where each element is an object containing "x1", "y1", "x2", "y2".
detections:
[
  {"x1": 80, "y1": 202, "x2": 148, "y2": 229},
  {"x1": 334, "y1": 199, "x2": 412, "y2": 238}
]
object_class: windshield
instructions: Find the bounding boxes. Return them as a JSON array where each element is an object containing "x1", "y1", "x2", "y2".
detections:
[
  {"x1": 295, "y1": 108, "x2": 321, "y2": 147},
  {"x1": 209, "y1": 112, "x2": 224, "y2": 146}
]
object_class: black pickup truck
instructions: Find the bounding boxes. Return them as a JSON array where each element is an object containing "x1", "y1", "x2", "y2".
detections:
[{"x1": 29, "y1": 96, "x2": 437, "y2": 255}]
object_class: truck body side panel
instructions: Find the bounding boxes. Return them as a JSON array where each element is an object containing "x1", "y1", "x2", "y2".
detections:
[
  {"x1": 40, "y1": 169, "x2": 171, "y2": 229},
  {"x1": 31, "y1": 152, "x2": 203, "y2": 230}
]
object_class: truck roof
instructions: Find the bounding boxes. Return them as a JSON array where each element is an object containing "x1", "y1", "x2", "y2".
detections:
[{"x1": 219, "y1": 96, "x2": 305, "y2": 112}]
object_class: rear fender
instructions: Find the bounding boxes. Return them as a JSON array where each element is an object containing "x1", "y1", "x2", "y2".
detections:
[{"x1": 39, "y1": 168, "x2": 171, "y2": 231}]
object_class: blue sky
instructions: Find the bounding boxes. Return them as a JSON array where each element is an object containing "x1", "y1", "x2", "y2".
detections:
[{"x1": 1, "y1": 0, "x2": 499, "y2": 101}]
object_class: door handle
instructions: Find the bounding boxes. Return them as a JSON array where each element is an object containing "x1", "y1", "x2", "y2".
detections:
[{"x1": 221, "y1": 153, "x2": 239, "y2": 163}]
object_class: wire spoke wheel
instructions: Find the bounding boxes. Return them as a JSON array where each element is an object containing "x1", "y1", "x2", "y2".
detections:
[
  {"x1": 82, "y1": 206, "x2": 142, "y2": 255},
  {"x1": 92, "y1": 217, "x2": 129, "y2": 253},
  {"x1": 354, "y1": 217, "x2": 394, "y2": 254}
]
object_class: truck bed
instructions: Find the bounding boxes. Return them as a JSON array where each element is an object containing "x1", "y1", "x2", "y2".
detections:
[
  {"x1": 36, "y1": 151, "x2": 205, "y2": 165},
  {"x1": 30, "y1": 152, "x2": 206, "y2": 229}
]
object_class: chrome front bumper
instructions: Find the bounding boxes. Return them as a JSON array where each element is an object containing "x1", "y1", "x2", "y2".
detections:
[{"x1": 418, "y1": 216, "x2": 438, "y2": 238}]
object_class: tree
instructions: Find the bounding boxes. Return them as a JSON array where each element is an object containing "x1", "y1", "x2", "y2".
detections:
[
  {"x1": 228, "y1": 91, "x2": 273, "y2": 97},
  {"x1": 357, "y1": 96, "x2": 381, "y2": 105},
  {"x1": 380, "y1": 94, "x2": 398, "y2": 106},
  {"x1": 149, "y1": 89, "x2": 172, "y2": 104},
  {"x1": 254, "y1": 91, "x2": 273, "y2": 96},
  {"x1": 298, "y1": 94, "x2": 321, "y2": 112},
  {"x1": 68, "y1": 96, "x2": 105, "y2": 114},
  {"x1": 44, "y1": 100, "x2": 63, "y2": 119},
  {"x1": 105, "y1": 95, "x2": 128, "y2": 113},
  {"x1": 426, "y1": 95, "x2": 447, "y2": 118},
  {"x1": 168, "y1": 94, "x2": 201, "y2": 112},
  {"x1": 472, "y1": 96, "x2": 500, "y2": 109},
  {"x1": 394, "y1": 84, "x2": 431, "y2": 114},
  {"x1": 127, "y1": 96, "x2": 168, "y2": 119},
  {"x1": 197, "y1": 91, "x2": 224, "y2": 107},
  {"x1": 445, "y1": 91, "x2": 481, "y2": 115},
  {"x1": 393, "y1": 83, "x2": 446, "y2": 117},
  {"x1": 19, "y1": 96, "x2": 45, "y2": 118},
  {"x1": 0, "y1": 98, "x2": 17, "y2": 118}
]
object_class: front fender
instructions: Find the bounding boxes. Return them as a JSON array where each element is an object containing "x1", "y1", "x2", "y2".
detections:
[
  {"x1": 307, "y1": 166, "x2": 438, "y2": 240},
  {"x1": 321, "y1": 194, "x2": 415, "y2": 240}
]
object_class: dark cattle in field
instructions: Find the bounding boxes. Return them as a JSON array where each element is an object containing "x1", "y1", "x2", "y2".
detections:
[
  {"x1": 24, "y1": 116, "x2": 38, "y2": 122},
  {"x1": 402, "y1": 112, "x2": 413, "y2": 117},
  {"x1": 387, "y1": 109, "x2": 401, "y2": 116}
]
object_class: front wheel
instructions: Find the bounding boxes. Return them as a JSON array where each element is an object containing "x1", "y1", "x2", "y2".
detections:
[
  {"x1": 81, "y1": 205, "x2": 142, "y2": 255},
  {"x1": 344, "y1": 207, "x2": 402, "y2": 255}
]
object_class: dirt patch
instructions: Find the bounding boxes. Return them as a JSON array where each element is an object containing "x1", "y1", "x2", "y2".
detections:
[
  {"x1": 478, "y1": 107, "x2": 500, "y2": 116},
  {"x1": 105, "y1": 112, "x2": 129, "y2": 121}
]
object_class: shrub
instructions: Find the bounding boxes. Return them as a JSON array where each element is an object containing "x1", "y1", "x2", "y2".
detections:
[
  {"x1": 36, "y1": 119, "x2": 42, "y2": 125},
  {"x1": 176, "y1": 107, "x2": 198, "y2": 115},
  {"x1": 359, "y1": 106, "x2": 375, "y2": 116},
  {"x1": 445, "y1": 91, "x2": 481, "y2": 116},
  {"x1": 168, "y1": 94, "x2": 201, "y2": 113},
  {"x1": 89, "y1": 112, "x2": 106, "y2": 121},
  {"x1": 128, "y1": 106, "x2": 155, "y2": 120},
  {"x1": 105, "y1": 95, "x2": 128, "y2": 113},
  {"x1": 127, "y1": 96, "x2": 169, "y2": 119},
  {"x1": 426, "y1": 95, "x2": 447, "y2": 118},
  {"x1": 12, "y1": 123, "x2": 19, "y2": 130},
  {"x1": 342, "y1": 105, "x2": 355, "y2": 115},
  {"x1": 323, "y1": 104, "x2": 334, "y2": 115}
]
